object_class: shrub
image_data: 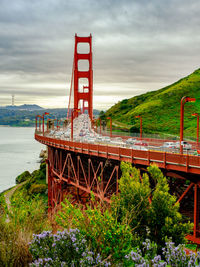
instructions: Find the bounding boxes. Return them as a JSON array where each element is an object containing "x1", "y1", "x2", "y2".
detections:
[
  {"x1": 124, "y1": 240, "x2": 200, "y2": 266},
  {"x1": 112, "y1": 162, "x2": 192, "y2": 249},
  {"x1": 29, "y1": 229, "x2": 110, "y2": 266},
  {"x1": 56, "y1": 198, "x2": 133, "y2": 263},
  {"x1": 32, "y1": 163, "x2": 46, "y2": 182},
  {"x1": 28, "y1": 184, "x2": 47, "y2": 195},
  {"x1": 111, "y1": 162, "x2": 151, "y2": 237},
  {"x1": 16, "y1": 170, "x2": 31, "y2": 184}
]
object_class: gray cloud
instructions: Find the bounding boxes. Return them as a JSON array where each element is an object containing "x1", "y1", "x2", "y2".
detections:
[{"x1": 0, "y1": 0, "x2": 200, "y2": 109}]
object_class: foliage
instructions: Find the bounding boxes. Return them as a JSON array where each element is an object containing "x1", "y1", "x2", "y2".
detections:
[
  {"x1": 28, "y1": 184, "x2": 47, "y2": 195},
  {"x1": 13, "y1": 162, "x2": 48, "y2": 203},
  {"x1": 112, "y1": 162, "x2": 192, "y2": 249},
  {"x1": 29, "y1": 229, "x2": 110, "y2": 266},
  {"x1": 147, "y1": 165, "x2": 192, "y2": 246},
  {"x1": 124, "y1": 240, "x2": 200, "y2": 266},
  {"x1": 0, "y1": 107, "x2": 99, "y2": 127},
  {"x1": 9, "y1": 190, "x2": 48, "y2": 235},
  {"x1": 105, "y1": 68, "x2": 200, "y2": 137},
  {"x1": 99, "y1": 110, "x2": 106, "y2": 120},
  {"x1": 56, "y1": 198, "x2": 133, "y2": 262},
  {"x1": 0, "y1": 218, "x2": 32, "y2": 266},
  {"x1": 112, "y1": 162, "x2": 151, "y2": 236},
  {"x1": 0, "y1": 190, "x2": 48, "y2": 266},
  {"x1": 29, "y1": 230, "x2": 200, "y2": 267},
  {"x1": 16, "y1": 170, "x2": 31, "y2": 184}
]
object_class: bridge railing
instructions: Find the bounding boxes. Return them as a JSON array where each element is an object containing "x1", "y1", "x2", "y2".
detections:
[{"x1": 35, "y1": 132, "x2": 200, "y2": 175}]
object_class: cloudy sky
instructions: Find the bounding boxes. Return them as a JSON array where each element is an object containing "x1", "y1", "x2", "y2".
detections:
[{"x1": 0, "y1": 0, "x2": 200, "y2": 110}]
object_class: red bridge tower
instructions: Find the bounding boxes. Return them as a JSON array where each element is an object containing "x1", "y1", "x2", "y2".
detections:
[{"x1": 74, "y1": 34, "x2": 93, "y2": 120}]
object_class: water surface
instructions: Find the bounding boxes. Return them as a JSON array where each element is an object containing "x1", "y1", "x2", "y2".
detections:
[{"x1": 0, "y1": 126, "x2": 44, "y2": 193}]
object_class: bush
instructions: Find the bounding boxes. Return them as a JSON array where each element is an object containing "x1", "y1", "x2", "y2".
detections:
[
  {"x1": 16, "y1": 170, "x2": 31, "y2": 184},
  {"x1": 56, "y1": 198, "x2": 133, "y2": 263},
  {"x1": 32, "y1": 163, "x2": 46, "y2": 182},
  {"x1": 112, "y1": 162, "x2": 192, "y2": 249},
  {"x1": 124, "y1": 240, "x2": 200, "y2": 266},
  {"x1": 29, "y1": 229, "x2": 110, "y2": 266},
  {"x1": 28, "y1": 184, "x2": 47, "y2": 195}
]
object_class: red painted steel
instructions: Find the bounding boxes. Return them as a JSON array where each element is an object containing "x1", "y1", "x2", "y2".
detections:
[
  {"x1": 74, "y1": 34, "x2": 93, "y2": 120},
  {"x1": 47, "y1": 146, "x2": 119, "y2": 214},
  {"x1": 35, "y1": 133, "x2": 200, "y2": 175},
  {"x1": 107, "y1": 117, "x2": 112, "y2": 137},
  {"x1": 180, "y1": 96, "x2": 196, "y2": 153},
  {"x1": 192, "y1": 113, "x2": 199, "y2": 148},
  {"x1": 135, "y1": 115, "x2": 142, "y2": 139}
]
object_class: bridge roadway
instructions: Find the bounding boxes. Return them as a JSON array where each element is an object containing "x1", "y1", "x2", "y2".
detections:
[{"x1": 35, "y1": 132, "x2": 200, "y2": 176}]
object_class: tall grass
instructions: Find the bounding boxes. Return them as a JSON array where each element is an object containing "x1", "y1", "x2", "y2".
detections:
[{"x1": 0, "y1": 190, "x2": 49, "y2": 266}]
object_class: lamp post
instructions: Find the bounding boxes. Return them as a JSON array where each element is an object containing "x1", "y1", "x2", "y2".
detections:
[
  {"x1": 56, "y1": 119, "x2": 61, "y2": 130},
  {"x1": 180, "y1": 96, "x2": 196, "y2": 153},
  {"x1": 71, "y1": 108, "x2": 80, "y2": 141},
  {"x1": 52, "y1": 119, "x2": 56, "y2": 130},
  {"x1": 47, "y1": 118, "x2": 53, "y2": 131},
  {"x1": 42, "y1": 112, "x2": 49, "y2": 136},
  {"x1": 35, "y1": 115, "x2": 39, "y2": 131},
  {"x1": 37, "y1": 115, "x2": 42, "y2": 132},
  {"x1": 98, "y1": 118, "x2": 102, "y2": 134},
  {"x1": 107, "y1": 117, "x2": 112, "y2": 137},
  {"x1": 192, "y1": 113, "x2": 199, "y2": 148},
  {"x1": 135, "y1": 115, "x2": 142, "y2": 140}
]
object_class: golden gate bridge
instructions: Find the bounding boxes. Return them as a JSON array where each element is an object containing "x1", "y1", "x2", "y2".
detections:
[{"x1": 35, "y1": 34, "x2": 200, "y2": 244}]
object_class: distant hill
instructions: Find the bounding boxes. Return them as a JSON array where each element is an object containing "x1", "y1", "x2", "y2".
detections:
[
  {"x1": 2, "y1": 104, "x2": 43, "y2": 110},
  {"x1": 105, "y1": 69, "x2": 200, "y2": 138},
  {"x1": 0, "y1": 106, "x2": 100, "y2": 127}
]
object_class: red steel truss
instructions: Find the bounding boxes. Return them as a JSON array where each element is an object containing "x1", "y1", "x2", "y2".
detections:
[
  {"x1": 46, "y1": 146, "x2": 119, "y2": 214},
  {"x1": 36, "y1": 134, "x2": 200, "y2": 176}
]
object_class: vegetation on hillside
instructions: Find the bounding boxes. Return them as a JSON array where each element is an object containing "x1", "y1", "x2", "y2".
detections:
[
  {"x1": 0, "y1": 162, "x2": 197, "y2": 266},
  {"x1": 105, "y1": 69, "x2": 200, "y2": 137},
  {"x1": 0, "y1": 162, "x2": 48, "y2": 266}
]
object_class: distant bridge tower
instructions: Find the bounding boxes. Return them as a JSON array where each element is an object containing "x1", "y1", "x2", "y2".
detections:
[
  {"x1": 74, "y1": 34, "x2": 93, "y2": 120},
  {"x1": 12, "y1": 94, "x2": 15, "y2": 106}
]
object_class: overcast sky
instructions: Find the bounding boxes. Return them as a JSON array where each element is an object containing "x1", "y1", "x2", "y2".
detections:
[{"x1": 0, "y1": 0, "x2": 200, "y2": 110}]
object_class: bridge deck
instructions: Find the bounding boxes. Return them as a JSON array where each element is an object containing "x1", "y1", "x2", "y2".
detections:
[{"x1": 35, "y1": 133, "x2": 200, "y2": 175}]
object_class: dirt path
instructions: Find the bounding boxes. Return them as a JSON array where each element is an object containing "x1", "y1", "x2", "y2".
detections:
[{"x1": 4, "y1": 181, "x2": 26, "y2": 222}]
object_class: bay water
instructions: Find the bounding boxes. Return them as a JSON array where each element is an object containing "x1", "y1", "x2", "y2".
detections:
[{"x1": 0, "y1": 126, "x2": 44, "y2": 193}]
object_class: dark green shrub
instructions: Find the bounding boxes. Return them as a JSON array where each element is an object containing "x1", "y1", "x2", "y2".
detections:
[
  {"x1": 28, "y1": 184, "x2": 47, "y2": 195},
  {"x1": 112, "y1": 162, "x2": 193, "y2": 249},
  {"x1": 16, "y1": 171, "x2": 31, "y2": 184}
]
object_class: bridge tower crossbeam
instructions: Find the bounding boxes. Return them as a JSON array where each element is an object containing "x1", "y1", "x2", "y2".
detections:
[{"x1": 74, "y1": 34, "x2": 93, "y2": 120}]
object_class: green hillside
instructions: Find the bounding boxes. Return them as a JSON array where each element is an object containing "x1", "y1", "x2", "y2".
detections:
[{"x1": 105, "y1": 69, "x2": 200, "y2": 138}]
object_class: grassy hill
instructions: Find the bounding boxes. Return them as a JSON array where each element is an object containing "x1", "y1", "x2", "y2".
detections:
[{"x1": 105, "y1": 69, "x2": 200, "y2": 138}]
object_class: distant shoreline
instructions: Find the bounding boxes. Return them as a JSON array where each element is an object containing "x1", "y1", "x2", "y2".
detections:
[{"x1": 0, "y1": 125, "x2": 34, "y2": 128}]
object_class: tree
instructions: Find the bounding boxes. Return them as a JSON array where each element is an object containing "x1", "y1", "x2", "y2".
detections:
[{"x1": 112, "y1": 162, "x2": 192, "y2": 248}]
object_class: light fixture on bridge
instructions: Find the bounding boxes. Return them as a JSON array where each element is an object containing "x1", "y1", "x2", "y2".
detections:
[
  {"x1": 135, "y1": 115, "x2": 142, "y2": 140},
  {"x1": 180, "y1": 96, "x2": 196, "y2": 154},
  {"x1": 192, "y1": 113, "x2": 199, "y2": 148}
]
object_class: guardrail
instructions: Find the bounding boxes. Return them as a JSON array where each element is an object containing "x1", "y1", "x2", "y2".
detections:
[{"x1": 35, "y1": 133, "x2": 200, "y2": 175}]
